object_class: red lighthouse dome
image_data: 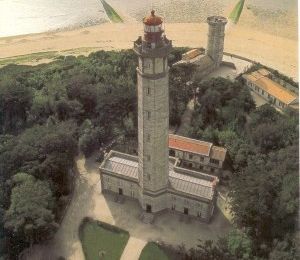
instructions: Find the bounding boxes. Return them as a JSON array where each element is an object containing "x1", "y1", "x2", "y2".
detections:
[{"x1": 143, "y1": 10, "x2": 164, "y2": 44}]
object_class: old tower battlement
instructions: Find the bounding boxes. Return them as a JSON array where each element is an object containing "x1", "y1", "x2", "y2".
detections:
[
  {"x1": 176, "y1": 15, "x2": 228, "y2": 78},
  {"x1": 206, "y1": 16, "x2": 227, "y2": 67}
]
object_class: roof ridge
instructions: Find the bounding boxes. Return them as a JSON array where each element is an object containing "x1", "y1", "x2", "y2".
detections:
[
  {"x1": 169, "y1": 134, "x2": 213, "y2": 146},
  {"x1": 169, "y1": 171, "x2": 213, "y2": 189},
  {"x1": 109, "y1": 157, "x2": 138, "y2": 168}
]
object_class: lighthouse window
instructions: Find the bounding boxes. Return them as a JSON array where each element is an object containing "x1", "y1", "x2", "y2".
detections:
[{"x1": 147, "y1": 111, "x2": 151, "y2": 119}]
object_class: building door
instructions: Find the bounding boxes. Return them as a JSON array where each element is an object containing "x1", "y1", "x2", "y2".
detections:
[
  {"x1": 146, "y1": 204, "x2": 152, "y2": 213},
  {"x1": 118, "y1": 188, "x2": 123, "y2": 195},
  {"x1": 184, "y1": 207, "x2": 189, "y2": 215}
]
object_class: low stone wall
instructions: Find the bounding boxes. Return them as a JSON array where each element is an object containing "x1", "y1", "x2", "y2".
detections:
[{"x1": 223, "y1": 52, "x2": 257, "y2": 64}]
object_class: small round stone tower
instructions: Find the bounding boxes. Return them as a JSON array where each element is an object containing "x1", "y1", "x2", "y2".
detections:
[
  {"x1": 133, "y1": 11, "x2": 172, "y2": 213},
  {"x1": 206, "y1": 16, "x2": 227, "y2": 67}
]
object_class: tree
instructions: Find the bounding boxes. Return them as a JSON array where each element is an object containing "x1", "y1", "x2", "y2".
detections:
[
  {"x1": 269, "y1": 236, "x2": 298, "y2": 260},
  {"x1": 251, "y1": 123, "x2": 285, "y2": 153},
  {"x1": 4, "y1": 173, "x2": 58, "y2": 257},
  {"x1": 229, "y1": 145, "x2": 299, "y2": 256},
  {"x1": 0, "y1": 78, "x2": 33, "y2": 133}
]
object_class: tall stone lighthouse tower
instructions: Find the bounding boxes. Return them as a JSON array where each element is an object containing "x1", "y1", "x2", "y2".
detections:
[
  {"x1": 133, "y1": 11, "x2": 172, "y2": 213},
  {"x1": 206, "y1": 16, "x2": 227, "y2": 67}
]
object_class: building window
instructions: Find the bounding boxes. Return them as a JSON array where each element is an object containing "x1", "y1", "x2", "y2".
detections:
[
  {"x1": 147, "y1": 87, "x2": 151, "y2": 95},
  {"x1": 147, "y1": 174, "x2": 151, "y2": 180},
  {"x1": 169, "y1": 149, "x2": 175, "y2": 156},
  {"x1": 131, "y1": 191, "x2": 134, "y2": 197},
  {"x1": 210, "y1": 158, "x2": 219, "y2": 165},
  {"x1": 199, "y1": 165, "x2": 204, "y2": 170},
  {"x1": 144, "y1": 61, "x2": 151, "y2": 69},
  {"x1": 184, "y1": 207, "x2": 189, "y2": 215},
  {"x1": 189, "y1": 154, "x2": 193, "y2": 160},
  {"x1": 146, "y1": 155, "x2": 151, "y2": 161},
  {"x1": 200, "y1": 156, "x2": 204, "y2": 162},
  {"x1": 146, "y1": 133, "x2": 150, "y2": 142},
  {"x1": 172, "y1": 204, "x2": 176, "y2": 210},
  {"x1": 210, "y1": 168, "x2": 215, "y2": 173},
  {"x1": 197, "y1": 212, "x2": 201, "y2": 217}
]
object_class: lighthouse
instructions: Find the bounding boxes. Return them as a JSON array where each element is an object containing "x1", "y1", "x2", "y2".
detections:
[
  {"x1": 133, "y1": 10, "x2": 172, "y2": 213},
  {"x1": 100, "y1": 11, "x2": 218, "y2": 223}
]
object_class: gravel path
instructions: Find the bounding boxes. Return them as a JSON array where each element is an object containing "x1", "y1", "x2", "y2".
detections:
[
  {"x1": 25, "y1": 152, "x2": 231, "y2": 260},
  {"x1": 176, "y1": 99, "x2": 195, "y2": 136},
  {"x1": 120, "y1": 237, "x2": 147, "y2": 260}
]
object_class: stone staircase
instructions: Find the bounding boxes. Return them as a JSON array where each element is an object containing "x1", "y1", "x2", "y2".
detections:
[
  {"x1": 140, "y1": 212, "x2": 155, "y2": 224},
  {"x1": 114, "y1": 194, "x2": 125, "y2": 204}
]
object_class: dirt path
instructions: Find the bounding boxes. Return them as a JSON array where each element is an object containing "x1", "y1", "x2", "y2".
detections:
[
  {"x1": 120, "y1": 237, "x2": 147, "y2": 260},
  {"x1": 176, "y1": 99, "x2": 195, "y2": 136},
  {"x1": 25, "y1": 152, "x2": 231, "y2": 259},
  {"x1": 24, "y1": 155, "x2": 104, "y2": 259}
]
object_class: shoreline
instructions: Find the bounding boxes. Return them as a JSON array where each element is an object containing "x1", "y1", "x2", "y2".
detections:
[{"x1": 0, "y1": 22, "x2": 298, "y2": 79}]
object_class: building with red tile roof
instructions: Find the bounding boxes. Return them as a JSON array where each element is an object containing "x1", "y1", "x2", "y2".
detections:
[
  {"x1": 243, "y1": 69, "x2": 298, "y2": 110},
  {"x1": 168, "y1": 134, "x2": 228, "y2": 177}
]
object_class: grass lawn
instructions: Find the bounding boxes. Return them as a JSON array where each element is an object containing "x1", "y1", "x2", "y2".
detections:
[
  {"x1": 0, "y1": 51, "x2": 58, "y2": 67},
  {"x1": 79, "y1": 218, "x2": 129, "y2": 260},
  {"x1": 139, "y1": 242, "x2": 169, "y2": 260}
]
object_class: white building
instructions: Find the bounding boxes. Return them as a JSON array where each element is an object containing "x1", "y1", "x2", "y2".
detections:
[
  {"x1": 169, "y1": 134, "x2": 228, "y2": 178},
  {"x1": 243, "y1": 69, "x2": 299, "y2": 110}
]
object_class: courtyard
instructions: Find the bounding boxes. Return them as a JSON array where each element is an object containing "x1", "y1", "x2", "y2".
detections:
[{"x1": 25, "y1": 153, "x2": 231, "y2": 260}]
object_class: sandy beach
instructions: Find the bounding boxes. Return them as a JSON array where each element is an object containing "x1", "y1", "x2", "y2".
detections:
[{"x1": 0, "y1": 21, "x2": 297, "y2": 79}]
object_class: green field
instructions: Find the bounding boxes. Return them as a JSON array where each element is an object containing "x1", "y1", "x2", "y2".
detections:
[
  {"x1": 139, "y1": 242, "x2": 169, "y2": 260},
  {"x1": 79, "y1": 219, "x2": 129, "y2": 260},
  {"x1": 101, "y1": 0, "x2": 123, "y2": 23},
  {"x1": 0, "y1": 51, "x2": 58, "y2": 67},
  {"x1": 229, "y1": 0, "x2": 245, "y2": 24}
]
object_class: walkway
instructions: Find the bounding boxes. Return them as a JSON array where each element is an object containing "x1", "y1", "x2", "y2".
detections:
[
  {"x1": 176, "y1": 99, "x2": 195, "y2": 136},
  {"x1": 25, "y1": 153, "x2": 231, "y2": 260},
  {"x1": 120, "y1": 237, "x2": 147, "y2": 260}
]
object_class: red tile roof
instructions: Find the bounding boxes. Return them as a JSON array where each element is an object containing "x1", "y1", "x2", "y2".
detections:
[
  {"x1": 244, "y1": 69, "x2": 298, "y2": 105},
  {"x1": 169, "y1": 134, "x2": 212, "y2": 156},
  {"x1": 143, "y1": 10, "x2": 163, "y2": 26}
]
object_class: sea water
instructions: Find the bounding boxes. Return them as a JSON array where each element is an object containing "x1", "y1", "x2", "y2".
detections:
[
  {"x1": 0, "y1": 0, "x2": 107, "y2": 37},
  {"x1": 0, "y1": 0, "x2": 296, "y2": 37}
]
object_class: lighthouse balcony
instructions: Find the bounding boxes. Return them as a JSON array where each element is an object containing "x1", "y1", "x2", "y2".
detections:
[{"x1": 133, "y1": 37, "x2": 172, "y2": 58}]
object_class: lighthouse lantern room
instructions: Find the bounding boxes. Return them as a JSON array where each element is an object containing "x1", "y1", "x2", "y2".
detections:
[{"x1": 142, "y1": 10, "x2": 164, "y2": 47}]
